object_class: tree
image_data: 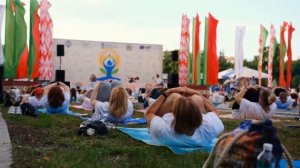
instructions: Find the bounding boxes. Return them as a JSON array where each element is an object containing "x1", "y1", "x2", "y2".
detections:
[
  {"x1": 291, "y1": 59, "x2": 300, "y2": 88},
  {"x1": 163, "y1": 51, "x2": 178, "y2": 74},
  {"x1": 292, "y1": 75, "x2": 300, "y2": 88},
  {"x1": 244, "y1": 56, "x2": 258, "y2": 70},
  {"x1": 292, "y1": 59, "x2": 300, "y2": 77},
  {"x1": 272, "y1": 43, "x2": 280, "y2": 83},
  {"x1": 218, "y1": 50, "x2": 233, "y2": 72}
]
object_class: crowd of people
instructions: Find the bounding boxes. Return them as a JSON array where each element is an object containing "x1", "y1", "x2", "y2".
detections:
[
  {"x1": 211, "y1": 76, "x2": 300, "y2": 112},
  {"x1": 3, "y1": 73, "x2": 300, "y2": 149}
]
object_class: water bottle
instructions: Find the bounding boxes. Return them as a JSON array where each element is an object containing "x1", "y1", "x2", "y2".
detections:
[{"x1": 257, "y1": 143, "x2": 275, "y2": 168}]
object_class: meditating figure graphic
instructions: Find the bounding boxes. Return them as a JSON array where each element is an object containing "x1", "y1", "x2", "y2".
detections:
[{"x1": 97, "y1": 55, "x2": 121, "y2": 81}]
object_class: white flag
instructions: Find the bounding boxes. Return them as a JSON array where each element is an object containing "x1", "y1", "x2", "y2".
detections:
[
  {"x1": 234, "y1": 26, "x2": 246, "y2": 78},
  {"x1": 0, "y1": 5, "x2": 5, "y2": 65}
]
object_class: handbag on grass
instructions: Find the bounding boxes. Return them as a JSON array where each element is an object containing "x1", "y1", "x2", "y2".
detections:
[
  {"x1": 203, "y1": 120, "x2": 294, "y2": 168},
  {"x1": 20, "y1": 103, "x2": 38, "y2": 117}
]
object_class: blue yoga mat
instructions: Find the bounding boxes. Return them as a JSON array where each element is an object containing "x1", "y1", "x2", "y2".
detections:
[
  {"x1": 80, "y1": 117, "x2": 147, "y2": 125},
  {"x1": 279, "y1": 159, "x2": 300, "y2": 168},
  {"x1": 117, "y1": 127, "x2": 216, "y2": 154},
  {"x1": 37, "y1": 108, "x2": 83, "y2": 117}
]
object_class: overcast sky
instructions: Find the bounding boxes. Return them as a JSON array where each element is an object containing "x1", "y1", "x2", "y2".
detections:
[{"x1": 1, "y1": 0, "x2": 300, "y2": 60}]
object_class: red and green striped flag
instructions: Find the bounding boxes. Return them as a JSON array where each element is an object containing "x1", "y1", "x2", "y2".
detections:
[
  {"x1": 188, "y1": 18, "x2": 195, "y2": 84},
  {"x1": 191, "y1": 14, "x2": 201, "y2": 85},
  {"x1": 203, "y1": 17, "x2": 208, "y2": 85},
  {"x1": 178, "y1": 14, "x2": 190, "y2": 86},
  {"x1": 14, "y1": 0, "x2": 28, "y2": 79},
  {"x1": 267, "y1": 24, "x2": 276, "y2": 87},
  {"x1": 205, "y1": 13, "x2": 219, "y2": 85},
  {"x1": 39, "y1": 0, "x2": 53, "y2": 80},
  {"x1": 258, "y1": 25, "x2": 268, "y2": 86},
  {"x1": 28, "y1": 0, "x2": 41, "y2": 79},
  {"x1": 279, "y1": 22, "x2": 288, "y2": 87},
  {"x1": 4, "y1": 0, "x2": 15, "y2": 78},
  {"x1": 286, "y1": 23, "x2": 295, "y2": 88}
]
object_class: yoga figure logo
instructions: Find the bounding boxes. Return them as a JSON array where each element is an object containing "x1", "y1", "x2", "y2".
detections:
[{"x1": 97, "y1": 49, "x2": 121, "y2": 81}]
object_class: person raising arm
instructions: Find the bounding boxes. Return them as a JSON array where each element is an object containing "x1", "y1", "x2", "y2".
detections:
[{"x1": 233, "y1": 85, "x2": 276, "y2": 120}]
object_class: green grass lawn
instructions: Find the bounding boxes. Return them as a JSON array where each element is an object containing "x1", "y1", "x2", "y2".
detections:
[{"x1": 2, "y1": 105, "x2": 300, "y2": 168}]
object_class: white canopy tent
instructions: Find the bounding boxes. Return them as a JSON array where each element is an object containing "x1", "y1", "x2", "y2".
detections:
[
  {"x1": 219, "y1": 67, "x2": 268, "y2": 79},
  {"x1": 218, "y1": 68, "x2": 234, "y2": 79}
]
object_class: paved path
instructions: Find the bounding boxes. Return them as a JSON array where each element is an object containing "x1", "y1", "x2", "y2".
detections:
[{"x1": 0, "y1": 108, "x2": 12, "y2": 168}]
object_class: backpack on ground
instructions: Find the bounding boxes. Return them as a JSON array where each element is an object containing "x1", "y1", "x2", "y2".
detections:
[
  {"x1": 203, "y1": 120, "x2": 294, "y2": 168},
  {"x1": 78, "y1": 120, "x2": 108, "y2": 136},
  {"x1": 20, "y1": 103, "x2": 38, "y2": 117}
]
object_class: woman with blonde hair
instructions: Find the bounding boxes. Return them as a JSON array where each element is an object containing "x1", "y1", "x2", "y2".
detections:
[{"x1": 90, "y1": 83, "x2": 133, "y2": 123}]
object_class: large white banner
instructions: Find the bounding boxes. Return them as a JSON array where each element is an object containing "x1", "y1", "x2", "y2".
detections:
[
  {"x1": 0, "y1": 5, "x2": 4, "y2": 65},
  {"x1": 234, "y1": 26, "x2": 246, "y2": 78}
]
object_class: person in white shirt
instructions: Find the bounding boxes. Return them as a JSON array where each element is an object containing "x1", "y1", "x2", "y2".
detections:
[
  {"x1": 232, "y1": 85, "x2": 277, "y2": 120},
  {"x1": 86, "y1": 74, "x2": 97, "y2": 90},
  {"x1": 42, "y1": 82, "x2": 71, "y2": 114},
  {"x1": 79, "y1": 89, "x2": 94, "y2": 110},
  {"x1": 145, "y1": 86, "x2": 224, "y2": 147},
  {"x1": 275, "y1": 91, "x2": 293, "y2": 109},
  {"x1": 19, "y1": 87, "x2": 45, "y2": 109},
  {"x1": 28, "y1": 87, "x2": 45, "y2": 109},
  {"x1": 153, "y1": 74, "x2": 163, "y2": 86},
  {"x1": 229, "y1": 75, "x2": 237, "y2": 90},
  {"x1": 90, "y1": 83, "x2": 134, "y2": 123}
]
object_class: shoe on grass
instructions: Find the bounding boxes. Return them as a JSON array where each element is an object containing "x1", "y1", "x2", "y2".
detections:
[{"x1": 8, "y1": 106, "x2": 16, "y2": 114}]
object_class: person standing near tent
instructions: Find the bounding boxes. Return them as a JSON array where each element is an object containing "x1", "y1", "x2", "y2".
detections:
[
  {"x1": 153, "y1": 74, "x2": 163, "y2": 86},
  {"x1": 250, "y1": 76, "x2": 257, "y2": 86},
  {"x1": 229, "y1": 75, "x2": 237, "y2": 90},
  {"x1": 226, "y1": 75, "x2": 238, "y2": 100},
  {"x1": 223, "y1": 78, "x2": 231, "y2": 96}
]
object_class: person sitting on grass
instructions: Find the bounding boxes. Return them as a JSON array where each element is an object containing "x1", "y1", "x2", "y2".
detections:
[
  {"x1": 78, "y1": 89, "x2": 94, "y2": 110},
  {"x1": 70, "y1": 88, "x2": 81, "y2": 103},
  {"x1": 42, "y1": 81, "x2": 71, "y2": 114},
  {"x1": 145, "y1": 86, "x2": 224, "y2": 147},
  {"x1": 90, "y1": 82, "x2": 134, "y2": 123},
  {"x1": 275, "y1": 91, "x2": 293, "y2": 110},
  {"x1": 27, "y1": 87, "x2": 45, "y2": 109},
  {"x1": 95, "y1": 80, "x2": 122, "y2": 102},
  {"x1": 143, "y1": 84, "x2": 166, "y2": 108},
  {"x1": 232, "y1": 85, "x2": 277, "y2": 120}
]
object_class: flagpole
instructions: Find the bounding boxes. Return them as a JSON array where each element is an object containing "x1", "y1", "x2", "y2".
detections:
[
  {"x1": 0, "y1": 66, "x2": 3, "y2": 103},
  {"x1": 0, "y1": 4, "x2": 4, "y2": 103},
  {"x1": 60, "y1": 57, "x2": 62, "y2": 70}
]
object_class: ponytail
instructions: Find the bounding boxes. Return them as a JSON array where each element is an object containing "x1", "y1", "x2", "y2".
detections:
[{"x1": 268, "y1": 94, "x2": 276, "y2": 105}]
